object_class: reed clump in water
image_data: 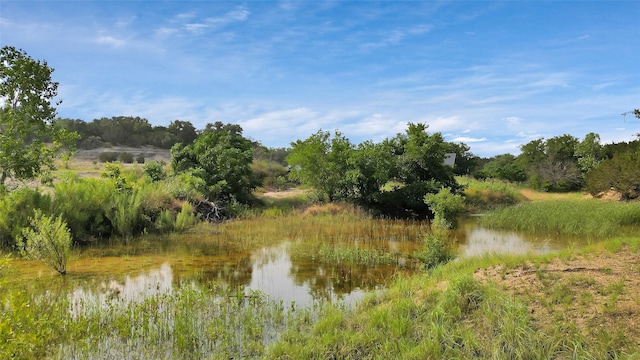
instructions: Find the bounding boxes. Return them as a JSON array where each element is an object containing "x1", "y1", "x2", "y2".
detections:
[{"x1": 479, "y1": 199, "x2": 640, "y2": 238}]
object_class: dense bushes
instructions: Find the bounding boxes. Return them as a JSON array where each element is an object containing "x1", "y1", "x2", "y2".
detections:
[
  {"x1": 459, "y1": 177, "x2": 525, "y2": 210},
  {"x1": 0, "y1": 188, "x2": 52, "y2": 248},
  {"x1": 98, "y1": 151, "x2": 144, "y2": 163},
  {"x1": 0, "y1": 165, "x2": 205, "y2": 249},
  {"x1": 251, "y1": 160, "x2": 290, "y2": 191},
  {"x1": 586, "y1": 151, "x2": 640, "y2": 200}
]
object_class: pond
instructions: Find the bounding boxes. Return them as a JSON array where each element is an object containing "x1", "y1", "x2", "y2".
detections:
[
  {"x1": 454, "y1": 215, "x2": 578, "y2": 257},
  {"x1": 9, "y1": 214, "x2": 578, "y2": 309}
]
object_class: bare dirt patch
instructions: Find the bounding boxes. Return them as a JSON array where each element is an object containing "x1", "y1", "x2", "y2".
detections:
[
  {"x1": 260, "y1": 188, "x2": 308, "y2": 199},
  {"x1": 475, "y1": 248, "x2": 640, "y2": 350},
  {"x1": 518, "y1": 188, "x2": 586, "y2": 201}
]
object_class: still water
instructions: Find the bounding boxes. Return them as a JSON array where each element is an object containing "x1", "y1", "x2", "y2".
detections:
[{"x1": 11, "y1": 215, "x2": 576, "y2": 309}]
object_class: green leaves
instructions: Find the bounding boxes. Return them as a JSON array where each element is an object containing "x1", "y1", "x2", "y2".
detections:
[
  {"x1": 0, "y1": 46, "x2": 77, "y2": 190},
  {"x1": 171, "y1": 121, "x2": 259, "y2": 204},
  {"x1": 287, "y1": 123, "x2": 460, "y2": 217},
  {"x1": 19, "y1": 210, "x2": 72, "y2": 275}
]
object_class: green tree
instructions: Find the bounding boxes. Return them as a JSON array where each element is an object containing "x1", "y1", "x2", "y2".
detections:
[
  {"x1": 517, "y1": 135, "x2": 581, "y2": 191},
  {"x1": 392, "y1": 123, "x2": 459, "y2": 190},
  {"x1": 447, "y1": 142, "x2": 480, "y2": 176},
  {"x1": 19, "y1": 210, "x2": 72, "y2": 275},
  {"x1": 480, "y1": 154, "x2": 526, "y2": 182},
  {"x1": 287, "y1": 130, "x2": 355, "y2": 201},
  {"x1": 0, "y1": 46, "x2": 77, "y2": 191},
  {"x1": 586, "y1": 142, "x2": 640, "y2": 200},
  {"x1": 288, "y1": 123, "x2": 462, "y2": 217},
  {"x1": 168, "y1": 120, "x2": 198, "y2": 145},
  {"x1": 171, "y1": 122, "x2": 259, "y2": 204},
  {"x1": 575, "y1": 132, "x2": 604, "y2": 174},
  {"x1": 377, "y1": 124, "x2": 459, "y2": 216},
  {"x1": 346, "y1": 140, "x2": 395, "y2": 205}
]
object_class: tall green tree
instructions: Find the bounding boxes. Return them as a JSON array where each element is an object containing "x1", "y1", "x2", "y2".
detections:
[
  {"x1": 376, "y1": 123, "x2": 460, "y2": 216},
  {"x1": 575, "y1": 132, "x2": 604, "y2": 175},
  {"x1": 391, "y1": 123, "x2": 459, "y2": 190},
  {"x1": 517, "y1": 135, "x2": 581, "y2": 192},
  {"x1": 287, "y1": 130, "x2": 355, "y2": 201},
  {"x1": 446, "y1": 142, "x2": 480, "y2": 176},
  {"x1": 0, "y1": 46, "x2": 76, "y2": 190},
  {"x1": 171, "y1": 122, "x2": 259, "y2": 204},
  {"x1": 168, "y1": 120, "x2": 198, "y2": 145},
  {"x1": 346, "y1": 140, "x2": 395, "y2": 205},
  {"x1": 480, "y1": 154, "x2": 526, "y2": 182}
]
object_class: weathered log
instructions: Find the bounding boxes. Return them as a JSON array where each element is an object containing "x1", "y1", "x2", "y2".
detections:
[{"x1": 192, "y1": 199, "x2": 228, "y2": 222}]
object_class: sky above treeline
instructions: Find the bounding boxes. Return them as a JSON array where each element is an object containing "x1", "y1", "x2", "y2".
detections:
[{"x1": 2, "y1": 1, "x2": 639, "y2": 156}]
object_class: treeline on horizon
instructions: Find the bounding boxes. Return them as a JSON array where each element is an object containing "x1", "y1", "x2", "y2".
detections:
[
  {"x1": 54, "y1": 116, "x2": 289, "y2": 164},
  {"x1": 55, "y1": 114, "x2": 640, "y2": 198}
]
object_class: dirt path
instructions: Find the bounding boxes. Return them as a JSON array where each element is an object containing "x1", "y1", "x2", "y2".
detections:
[{"x1": 260, "y1": 188, "x2": 308, "y2": 198}]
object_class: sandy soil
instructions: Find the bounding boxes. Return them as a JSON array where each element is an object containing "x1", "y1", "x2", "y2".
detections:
[
  {"x1": 475, "y1": 248, "x2": 640, "y2": 349},
  {"x1": 259, "y1": 188, "x2": 308, "y2": 198}
]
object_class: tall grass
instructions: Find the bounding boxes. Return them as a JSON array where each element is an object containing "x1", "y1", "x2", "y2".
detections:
[
  {"x1": 215, "y1": 204, "x2": 429, "y2": 250},
  {"x1": 0, "y1": 267, "x2": 319, "y2": 360},
  {"x1": 480, "y1": 199, "x2": 640, "y2": 238},
  {"x1": 458, "y1": 176, "x2": 525, "y2": 210},
  {"x1": 268, "y1": 237, "x2": 640, "y2": 359},
  {"x1": 289, "y1": 242, "x2": 400, "y2": 266},
  {"x1": 56, "y1": 284, "x2": 314, "y2": 360}
]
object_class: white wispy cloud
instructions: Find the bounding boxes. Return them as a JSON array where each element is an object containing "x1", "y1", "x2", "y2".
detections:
[
  {"x1": 95, "y1": 35, "x2": 126, "y2": 47},
  {"x1": 185, "y1": 23, "x2": 208, "y2": 35},
  {"x1": 363, "y1": 24, "x2": 432, "y2": 49},
  {"x1": 451, "y1": 136, "x2": 487, "y2": 143}
]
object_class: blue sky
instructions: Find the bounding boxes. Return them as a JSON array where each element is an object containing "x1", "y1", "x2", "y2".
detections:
[{"x1": 2, "y1": 1, "x2": 638, "y2": 156}]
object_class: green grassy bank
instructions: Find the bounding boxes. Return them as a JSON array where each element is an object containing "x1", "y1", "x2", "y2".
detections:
[{"x1": 267, "y1": 235, "x2": 640, "y2": 359}]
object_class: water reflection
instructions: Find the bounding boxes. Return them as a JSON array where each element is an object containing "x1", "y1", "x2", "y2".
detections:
[
  {"x1": 70, "y1": 263, "x2": 173, "y2": 317},
  {"x1": 454, "y1": 216, "x2": 572, "y2": 257},
  {"x1": 247, "y1": 244, "x2": 369, "y2": 307},
  {"x1": 27, "y1": 216, "x2": 581, "y2": 315}
]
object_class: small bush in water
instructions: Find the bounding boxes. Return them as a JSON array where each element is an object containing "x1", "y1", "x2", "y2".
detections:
[
  {"x1": 417, "y1": 234, "x2": 454, "y2": 270},
  {"x1": 19, "y1": 210, "x2": 72, "y2": 275}
]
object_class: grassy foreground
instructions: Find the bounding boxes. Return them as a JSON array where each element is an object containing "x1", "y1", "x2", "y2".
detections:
[
  {"x1": 268, "y1": 236, "x2": 640, "y2": 359},
  {"x1": 266, "y1": 195, "x2": 640, "y2": 359}
]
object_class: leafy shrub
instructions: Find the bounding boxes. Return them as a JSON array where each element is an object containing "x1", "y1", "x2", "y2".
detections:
[
  {"x1": 18, "y1": 210, "x2": 72, "y2": 275},
  {"x1": 106, "y1": 190, "x2": 143, "y2": 238},
  {"x1": 98, "y1": 152, "x2": 118, "y2": 163},
  {"x1": 154, "y1": 209, "x2": 175, "y2": 233},
  {"x1": 143, "y1": 161, "x2": 166, "y2": 182},
  {"x1": 162, "y1": 171, "x2": 206, "y2": 201},
  {"x1": 416, "y1": 233, "x2": 454, "y2": 270},
  {"x1": 586, "y1": 151, "x2": 640, "y2": 200},
  {"x1": 118, "y1": 152, "x2": 134, "y2": 164},
  {"x1": 0, "y1": 188, "x2": 52, "y2": 248},
  {"x1": 175, "y1": 202, "x2": 199, "y2": 231},
  {"x1": 51, "y1": 175, "x2": 113, "y2": 241},
  {"x1": 140, "y1": 186, "x2": 176, "y2": 224},
  {"x1": 424, "y1": 187, "x2": 465, "y2": 228},
  {"x1": 251, "y1": 160, "x2": 289, "y2": 190},
  {"x1": 101, "y1": 163, "x2": 132, "y2": 193},
  {"x1": 459, "y1": 177, "x2": 525, "y2": 210}
]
